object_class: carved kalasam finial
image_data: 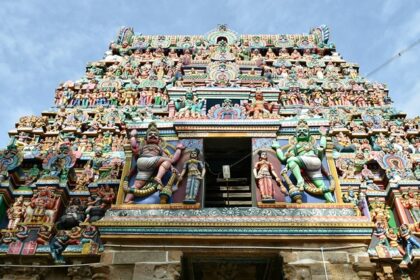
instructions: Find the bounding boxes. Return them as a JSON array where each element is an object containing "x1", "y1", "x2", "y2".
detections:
[{"x1": 218, "y1": 24, "x2": 228, "y2": 31}]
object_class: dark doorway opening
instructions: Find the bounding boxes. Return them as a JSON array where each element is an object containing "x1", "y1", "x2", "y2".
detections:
[
  {"x1": 181, "y1": 254, "x2": 283, "y2": 280},
  {"x1": 216, "y1": 36, "x2": 228, "y2": 43},
  {"x1": 204, "y1": 138, "x2": 252, "y2": 207}
]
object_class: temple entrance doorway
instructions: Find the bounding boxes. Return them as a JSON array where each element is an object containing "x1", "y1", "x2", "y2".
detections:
[
  {"x1": 203, "y1": 138, "x2": 252, "y2": 207},
  {"x1": 181, "y1": 254, "x2": 283, "y2": 280}
]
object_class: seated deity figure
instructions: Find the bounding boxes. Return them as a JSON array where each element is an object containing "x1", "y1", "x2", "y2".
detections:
[
  {"x1": 372, "y1": 222, "x2": 390, "y2": 248},
  {"x1": 333, "y1": 132, "x2": 354, "y2": 152},
  {"x1": 370, "y1": 198, "x2": 390, "y2": 229},
  {"x1": 26, "y1": 188, "x2": 59, "y2": 223},
  {"x1": 272, "y1": 120, "x2": 335, "y2": 203},
  {"x1": 245, "y1": 90, "x2": 276, "y2": 119},
  {"x1": 174, "y1": 91, "x2": 205, "y2": 118},
  {"x1": 177, "y1": 149, "x2": 205, "y2": 204},
  {"x1": 265, "y1": 48, "x2": 277, "y2": 60},
  {"x1": 37, "y1": 225, "x2": 53, "y2": 245},
  {"x1": 400, "y1": 190, "x2": 418, "y2": 209},
  {"x1": 278, "y1": 47, "x2": 290, "y2": 59},
  {"x1": 342, "y1": 190, "x2": 361, "y2": 216},
  {"x1": 336, "y1": 159, "x2": 355, "y2": 179},
  {"x1": 253, "y1": 150, "x2": 287, "y2": 202},
  {"x1": 124, "y1": 122, "x2": 185, "y2": 203}
]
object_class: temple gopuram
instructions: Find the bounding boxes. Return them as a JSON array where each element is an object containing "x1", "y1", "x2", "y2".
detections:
[{"x1": 0, "y1": 24, "x2": 419, "y2": 280}]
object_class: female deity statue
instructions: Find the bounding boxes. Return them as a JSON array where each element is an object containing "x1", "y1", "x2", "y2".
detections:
[
  {"x1": 177, "y1": 149, "x2": 205, "y2": 204},
  {"x1": 253, "y1": 150, "x2": 286, "y2": 202}
]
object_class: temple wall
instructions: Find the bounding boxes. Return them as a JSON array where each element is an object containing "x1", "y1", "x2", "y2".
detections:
[
  {"x1": 94, "y1": 243, "x2": 375, "y2": 280},
  {"x1": 2, "y1": 242, "x2": 420, "y2": 279}
]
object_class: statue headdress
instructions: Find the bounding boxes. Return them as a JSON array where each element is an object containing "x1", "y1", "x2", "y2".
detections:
[
  {"x1": 145, "y1": 122, "x2": 160, "y2": 138},
  {"x1": 296, "y1": 119, "x2": 309, "y2": 129}
]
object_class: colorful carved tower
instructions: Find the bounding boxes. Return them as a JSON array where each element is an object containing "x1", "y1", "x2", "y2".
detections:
[{"x1": 0, "y1": 25, "x2": 419, "y2": 279}]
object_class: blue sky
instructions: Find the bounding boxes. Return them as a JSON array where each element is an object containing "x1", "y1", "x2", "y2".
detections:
[{"x1": 0, "y1": 0, "x2": 419, "y2": 147}]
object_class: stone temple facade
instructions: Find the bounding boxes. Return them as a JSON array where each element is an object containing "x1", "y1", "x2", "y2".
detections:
[{"x1": 0, "y1": 25, "x2": 419, "y2": 279}]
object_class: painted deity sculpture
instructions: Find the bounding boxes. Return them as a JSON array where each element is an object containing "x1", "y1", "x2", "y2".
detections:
[
  {"x1": 84, "y1": 195, "x2": 107, "y2": 222},
  {"x1": 360, "y1": 164, "x2": 380, "y2": 190},
  {"x1": 7, "y1": 196, "x2": 26, "y2": 230},
  {"x1": 342, "y1": 190, "x2": 362, "y2": 216},
  {"x1": 399, "y1": 223, "x2": 420, "y2": 267},
  {"x1": 81, "y1": 225, "x2": 99, "y2": 244},
  {"x1": 253, "y1": 150, "x2": 287, "y2": 202},
  {"x1": 50, "y1": 231, "x2": 70, "y2": 264},
  {"x1": 174, "y1": 91, "x2": 205, "y2": 118},
  {"x1": 124, "y1": 122, "x2": 185, "y2": 203},
  {"x1": 56, "y1": 198, "x2": 85, "y2": 230},
  {"x1": 386, "y1": 228, "x2": 405, "y2": 255},
  {"x1": 333, "y1": 132, "x2": 356, "y2": 153},
  {"x1": 37, "y1": 225, "x2": 53, "y2": 245},
  {"x1": 335, "y1": 158, "x2": 355, "y2": 179},
  {"x1": 26, "y1": 188, "x2": 60, "y2": 224},
  {"x1": 178, "y1": 149, "x2": 205, "y2": 204},
  {"x1": 41, "y1": 143, "x2": 76, "y2": 183},
  {"x1": 370, "y1": 199, "x2": 390, "y2": 229},
  {"x1": 272, "y1": 120, "x2": 335, "y2": 203},
  {"x1": 97, "y1": 185, "x2": 115, "y2": 206},
  {"x1": 245, "y1": 90, "x2": 276, "y2": 119},
  {"x1": 372, "y1": 222, "x2": 390, "y2": 248},
  {"x1": 400, "y1": 190, "x2": 419, "y2": 209}
]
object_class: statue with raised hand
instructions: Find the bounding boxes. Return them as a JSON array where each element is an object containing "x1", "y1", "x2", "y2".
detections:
[
  {"x1": 124, "y1": 122, "x2": 184, "y2": 203},
  {"x1": 272, "y1": 120, "x2": 335, "y2": 203}
]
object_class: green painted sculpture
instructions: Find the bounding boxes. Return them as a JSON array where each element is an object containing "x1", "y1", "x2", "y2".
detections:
[
  {"x1": 174, "y1": 91, "x2": 205, "y2": 118},
  {"x1": 272, "y1": 119, "x2": 335, "y2": 203}
]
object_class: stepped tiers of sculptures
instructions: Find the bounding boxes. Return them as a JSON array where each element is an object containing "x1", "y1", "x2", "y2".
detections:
[
  {"x1": 0, "y1": 25, "x2": 419, "y2": 279},
  {"x1": 54, "y1": 26, "x2": 390, "y2": 112}
]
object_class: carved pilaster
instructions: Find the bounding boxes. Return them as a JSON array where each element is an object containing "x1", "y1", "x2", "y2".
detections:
[
  {"x1": 0, "y1": 266, "x2": 48, "y2": 280},
  {"x1": 91, "y1": 264, "x2": 111, "y2": 280},
  {"x1": 375, "y1": 265, "x2": 395, "y2": 280},
  {"x1": 353, "y1": 262, "x2": 376, "y2": 280},
  {"x1": 67, "y1": 265, "x2": 92, "y2": 280}
]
